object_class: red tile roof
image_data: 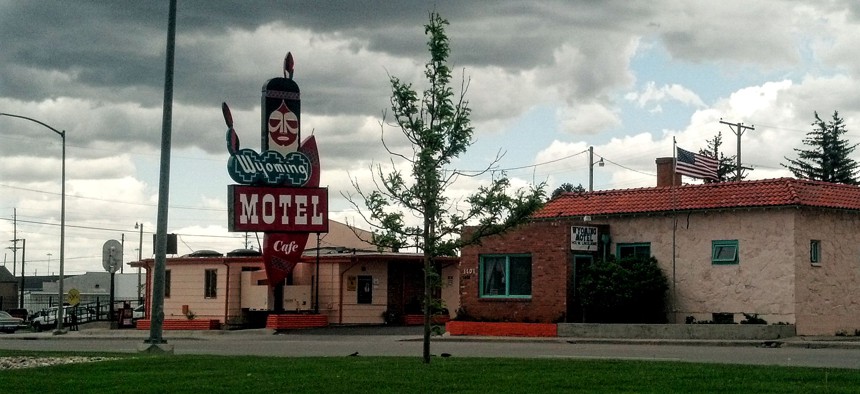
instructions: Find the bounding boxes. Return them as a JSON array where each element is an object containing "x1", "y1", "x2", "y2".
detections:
[{"x1": 534, "y1": 178, "x2": 860, "y2": 219}]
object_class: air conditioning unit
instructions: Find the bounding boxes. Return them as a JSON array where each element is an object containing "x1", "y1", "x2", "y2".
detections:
[
  {"x1": 283, "y1": 285, "x2": 312, "y2": 311},
  {"x1": 240, "y1": 271, "x2": 272, "y2": 311}
]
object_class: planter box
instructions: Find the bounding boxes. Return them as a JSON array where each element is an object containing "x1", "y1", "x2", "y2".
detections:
[
  {"x1": 446, "y1": 321, "x2": 557, "y2": 337},
  {"x1": 135, "y1": 319, "x2": 220, "y2": 330},
  {"x1": 556, "y1": 323, "x2": 796, "y2": 340},
  {"x1": 404, "y1": 314, "x2": 451, "y2": 326},
  {"x1": 266, "y1": 314, "x2": 328, "y2": 330}
]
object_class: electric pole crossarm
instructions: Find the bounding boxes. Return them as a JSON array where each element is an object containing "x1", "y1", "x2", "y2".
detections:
[{"x1": 720, "y1": 119, "x2": 755, "y2": 181}]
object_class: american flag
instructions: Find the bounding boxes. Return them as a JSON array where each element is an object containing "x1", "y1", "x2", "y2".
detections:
[{"x1": 676, "y1": 147, "x2": 719, "y2": 180}]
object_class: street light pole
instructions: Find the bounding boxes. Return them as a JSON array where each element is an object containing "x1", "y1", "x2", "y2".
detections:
[
  {"x1": 0, "y1": 113, "x2": 67, "y2": 335},
  {"x1": 135, "y1": 222, "x2": 143, "y2": 302}
]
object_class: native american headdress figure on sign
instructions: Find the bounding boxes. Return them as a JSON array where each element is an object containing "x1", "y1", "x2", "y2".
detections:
[{"x1": 223, "y1": 53, "x2": 328, "y2": 285}]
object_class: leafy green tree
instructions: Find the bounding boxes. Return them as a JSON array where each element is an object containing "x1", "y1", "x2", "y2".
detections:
[
  {"x1": 347, "y1": 12, "x2": 545, "y2": 364},
  {"x1": 550, "y1": 182, "x2": 585, "y2": 199},
  {"x1": 783, "y1": 111, "x2": 859, "y2": 185},
  {"x1": 698, "y1": 132, "x2": 748, "y2": 182}
]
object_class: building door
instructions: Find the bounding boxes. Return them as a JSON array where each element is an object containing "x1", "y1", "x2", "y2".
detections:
[
  {"x1": 357, "y1": 275, "x2": 373, "y2": 304},
  {"x1": 567, "y1": 254, "x2": 593, "y2": 322}
]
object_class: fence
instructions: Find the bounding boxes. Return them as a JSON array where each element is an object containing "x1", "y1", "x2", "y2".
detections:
[{"x1": 23, "y1": 297, "x2": 141, "y2": 324}]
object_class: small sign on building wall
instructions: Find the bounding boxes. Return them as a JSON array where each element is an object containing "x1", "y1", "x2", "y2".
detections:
[
  {"x1": 571, "y1": 226, "x2": 598, "y2": 251},
  {"x1": 347, "y1": 276, "x2": 356, "y2": 291}
]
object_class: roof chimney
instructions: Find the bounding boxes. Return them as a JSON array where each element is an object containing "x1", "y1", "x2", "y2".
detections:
[{"x1": 656, "y1": 157, "x2": 681, "y2": 187}]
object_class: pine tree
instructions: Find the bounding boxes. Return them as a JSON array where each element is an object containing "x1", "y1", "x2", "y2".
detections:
[
  {"x1": 550, "y1": 183, "x2": 586, "y2": 199},
  {"x1": 783, "y1": 111, "x2": 859, "y2": 185},
  {"x1": 346, "y1": 12, "x2": 545, "y2": 364},
  {"x1": 698, "y1": 132, "x2": 748, "y2": 182}
]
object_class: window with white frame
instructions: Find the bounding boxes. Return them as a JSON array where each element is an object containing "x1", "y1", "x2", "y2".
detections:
[
  {"x1": 712, "y1": 240, "x2": 739, "y2": 265},
  {"x1": 479, "y1": 254, "x2": 532, "y2": 298}
]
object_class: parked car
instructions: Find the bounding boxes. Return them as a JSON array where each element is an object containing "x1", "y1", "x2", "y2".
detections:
[
  {"x1": 29, "y1": 306, "x2": 75, "y2": 332},
  {"x1": 0, "y1": 311, "x2": 25, "y2": 333}
]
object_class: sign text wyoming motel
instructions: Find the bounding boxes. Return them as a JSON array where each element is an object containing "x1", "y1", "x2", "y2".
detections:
[{"x1": 224, "y1": 53, "x2": 328, "y2": 284}]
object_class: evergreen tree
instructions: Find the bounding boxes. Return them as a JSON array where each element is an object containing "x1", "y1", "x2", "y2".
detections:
[
  {"x1": 550, "y1": 182, "x2": 586, "y2": 200},
  {"x1": 783, "y1": 111, "x2": 859, "y2": 185},
  {"x1": 698, "y1": 132, "x2": 748, "y2": 182},
  {"x1": 347, "y1": 12, "x2": 545, "y2": 364}
]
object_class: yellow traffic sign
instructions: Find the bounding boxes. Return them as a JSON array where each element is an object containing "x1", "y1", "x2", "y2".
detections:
[{"x1": 68, "y1": 288, "x2": 80, "y2": 306}]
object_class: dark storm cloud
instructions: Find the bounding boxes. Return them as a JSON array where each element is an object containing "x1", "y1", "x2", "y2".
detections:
[
  {"x1": 3, "y1": 0, "x2": 818, "y2": 161},
  {"x1": 1, "y1": 1, "x2": 648, "y2": 102}
]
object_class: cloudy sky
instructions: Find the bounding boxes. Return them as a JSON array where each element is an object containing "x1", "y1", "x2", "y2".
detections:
[{"x1": 2, "y1": 1, "x2": 860, "y2": 276}]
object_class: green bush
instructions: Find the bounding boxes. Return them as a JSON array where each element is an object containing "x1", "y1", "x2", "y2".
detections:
[{"x1": 578, "y1": 256, "x2": 669, "y2": 323}]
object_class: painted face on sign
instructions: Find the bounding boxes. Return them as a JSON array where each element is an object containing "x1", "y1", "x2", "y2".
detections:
[{"x1": 268, "y1": 101, "x2": 298, "y2": 147}]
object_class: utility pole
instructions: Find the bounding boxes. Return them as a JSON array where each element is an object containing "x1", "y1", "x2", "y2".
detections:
[
  {"x1": 8, "y1": 209, "x2": 17, "y2": 277},
  {"x1": 120, "y1": 233, "x2": 125, "y2": 274},
  {"x1": 588, "y1": 146, "x2": 604, "y2": 192},
  {"x1": 19, "y1": 239, "x2": 25, "y2": 309},
  {"x1": 720, "y1": 119, "x2": 755, "y2": 181}
]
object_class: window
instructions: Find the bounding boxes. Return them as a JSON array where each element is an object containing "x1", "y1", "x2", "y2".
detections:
[
  {"x1": 810, "y1": 240, "x2": 821, "y2": 264},
  {"x1": 479, "y1": 254, "x2": 531, "y2": 298},
  {"x1": 164, "y1": 269, "x2": 171, "y2": 298},
  {"x1": 712, "y1": 240, "x2": 739, "y2": 265},
  {"x1": 617, "y1": 243, "x2": 651, "y2": 260},
  {"x1": 204, "y1": 269, "x2": 217, "y2": 298}
]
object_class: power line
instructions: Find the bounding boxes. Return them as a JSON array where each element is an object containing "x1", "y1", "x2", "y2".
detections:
[
  {"x1": 455, "y1": 149, "x2": 589, "y2": 174},
  {"x1": 0, "y1": 217, "x2": 243, "y2": 240},
  {"x1": 601, "y1": 157, "x2": 656, "y2": 177},
  {"x1": 0, "y1": 183, "x2": 223, "y2": 212}
]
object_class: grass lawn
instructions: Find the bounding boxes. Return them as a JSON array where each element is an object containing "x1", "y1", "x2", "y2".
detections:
[{"x1": 0, "y1": 351, "x2": 857, "y2": 393}]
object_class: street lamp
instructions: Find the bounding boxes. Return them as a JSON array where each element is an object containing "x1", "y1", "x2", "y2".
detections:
[
  {"x1": 588, "y1": 146, "x2": 604, "y2": 192},
  {"x1": 135, "y1": 222, "x2": 143, "y2": 302},
  {"x1": 0, "y1": 113, "x2": 67, "y2": 335}
]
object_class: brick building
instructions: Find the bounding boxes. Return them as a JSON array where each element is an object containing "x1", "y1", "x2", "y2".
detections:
[{"x1": 459, "y1": 159, "x2": 860, "y2": 335}]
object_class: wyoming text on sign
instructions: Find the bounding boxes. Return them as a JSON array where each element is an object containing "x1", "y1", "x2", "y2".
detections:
[{"x1": 228, "y1": 185, "x2": 329, "y2": 233}]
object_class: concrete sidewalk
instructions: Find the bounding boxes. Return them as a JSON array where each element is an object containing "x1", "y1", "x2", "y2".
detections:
[{"x1": 2, "y1": 324, "x2": 859, "y2": 350}]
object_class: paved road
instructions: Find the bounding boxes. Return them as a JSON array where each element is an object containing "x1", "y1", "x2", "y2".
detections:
[{"x1": 0, "y1": 327, "x2": 858, "y2": 370}]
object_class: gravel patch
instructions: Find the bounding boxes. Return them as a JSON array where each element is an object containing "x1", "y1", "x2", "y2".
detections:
[{"x1": 0, "y1": 356, "x2": 118, "y2": 370}]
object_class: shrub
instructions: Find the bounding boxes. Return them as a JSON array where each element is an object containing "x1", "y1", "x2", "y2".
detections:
[{"x1": 578, "y1": 256, "x2": 669, "y2": 323}]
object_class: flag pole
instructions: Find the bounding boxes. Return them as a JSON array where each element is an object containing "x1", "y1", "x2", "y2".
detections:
[{"x1": 671, "y1": 137, "x2": 678, "y2": 323}]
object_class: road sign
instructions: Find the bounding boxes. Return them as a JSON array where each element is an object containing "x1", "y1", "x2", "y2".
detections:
[
  {"x1": 68, "y1": 288, "x2": 80, "y2": 306},
  {"x1": 102, "y1": 239, "x2": 122, "y2": 274}
]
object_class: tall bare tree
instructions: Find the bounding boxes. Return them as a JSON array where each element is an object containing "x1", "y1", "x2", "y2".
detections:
[{"x1": 346, "y1": 12, "x2": 544, "y2": 364}]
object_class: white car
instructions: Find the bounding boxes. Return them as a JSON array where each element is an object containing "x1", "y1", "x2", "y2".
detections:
[{"x1": 29, "y1": 306, "x2": 74, "y2": 331}]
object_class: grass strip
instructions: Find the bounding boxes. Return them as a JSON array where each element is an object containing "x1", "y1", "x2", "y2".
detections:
[{"x1": 0, "y1": 353, "x2": 856, "y2": 393}]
